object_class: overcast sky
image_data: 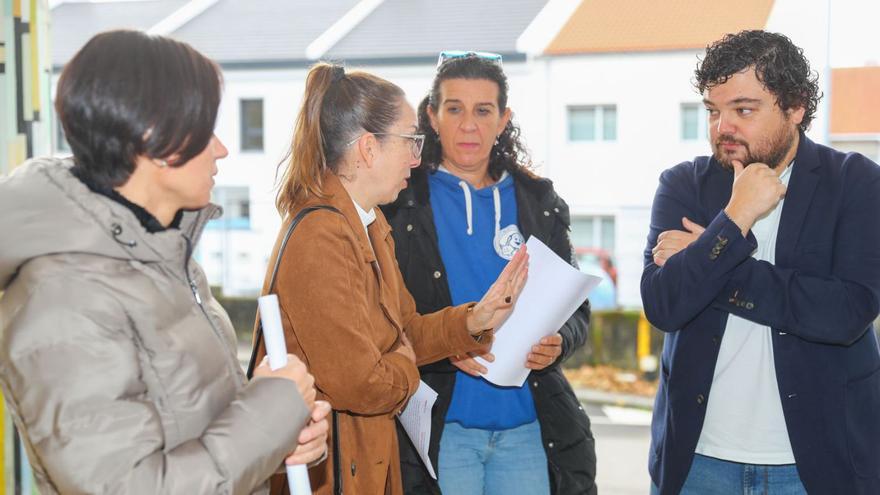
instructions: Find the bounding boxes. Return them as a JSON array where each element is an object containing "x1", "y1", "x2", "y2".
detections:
[{"x1": 830, "y1": 1, "x2": 880, "y2": 67}]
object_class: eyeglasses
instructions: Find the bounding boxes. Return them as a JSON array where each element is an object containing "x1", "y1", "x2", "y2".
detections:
[
  {"x1": 437, "y1": 51, "x2": 503, "y2": 68},
  {"x1": 346, "y1": 132, "x2": 426, "y2": 159}
]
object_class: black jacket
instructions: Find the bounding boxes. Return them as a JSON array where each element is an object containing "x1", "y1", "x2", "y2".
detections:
[{"x1": 381, "y1": 166, "x2": 598, "y2": 495}]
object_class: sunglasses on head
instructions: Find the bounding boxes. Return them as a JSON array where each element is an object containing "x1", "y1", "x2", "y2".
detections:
[{"x1": 437, "y1": 51, "x2": 503, "y2": 68}]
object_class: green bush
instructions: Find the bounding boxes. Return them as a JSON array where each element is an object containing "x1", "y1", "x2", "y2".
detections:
[
  {"x1": 563, "y1": 310, "x2": 664, "y2": 371},
  {"x1": 211, "y1": 287, "x2": 257, "y2": 343}
]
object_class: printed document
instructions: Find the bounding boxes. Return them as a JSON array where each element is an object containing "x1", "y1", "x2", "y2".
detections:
[
  {"x1": 398, "y1": 381, "x2": 439, "y2": 479},
  {"x1": 477, "y1": 236, "x2": 601, "y2": 387}
]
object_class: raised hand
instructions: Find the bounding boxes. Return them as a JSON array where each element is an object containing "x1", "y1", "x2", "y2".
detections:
[
  {"x1": 467, "y1": 245, "x2": 529, "y2": 334},
  {"x1": 724, "y1": 160, "x2": 786, "y2": 236}
]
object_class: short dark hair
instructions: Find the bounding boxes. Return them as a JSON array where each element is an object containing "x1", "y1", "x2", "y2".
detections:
[
  {"x1": 56, "y1": 30, "x2": 222, "y2": 188},
  {"x1": 419, "y1": 56, "x2": 531, "y2": 180},
  {"x1": 694, "y1": 30, "x2": 821, "y2": 132}
]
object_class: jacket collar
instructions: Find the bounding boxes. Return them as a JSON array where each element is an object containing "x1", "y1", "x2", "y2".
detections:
[
  {"x1": 301, "y1": 171, "x2": 393, "y2": 263},
  {"x1": 704, "y1": 132, "x2": 820, "y2": 266},
  {"x1": 402, "y1": 165, "x2": 431, "y2": 208},
  {"x1": 394, "y1": 164, "x2": 566, "y2": 240},
  {"x1": 777, "y1": 132, "x2": 821, "y2": 264},
  {"x1": 46, "y1": 159, "x2": 220, "y2": 264},
  {"x1": 403, "y1": 164, "x2": 558, "y2": 208}
]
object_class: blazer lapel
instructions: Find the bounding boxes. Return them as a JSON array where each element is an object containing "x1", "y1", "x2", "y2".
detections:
[
  {"x1": 370, "y1": 214, "x2": 404, "y2": 332},
  {"x1": 702, "y1": 157, "x2": 735, "y2": 226},
  {"x1": 776, "y1": 135, "x2": 821, "y2": 267}
]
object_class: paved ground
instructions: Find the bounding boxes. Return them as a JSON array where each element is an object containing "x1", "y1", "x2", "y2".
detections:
[{"x1": 584, "y1": 403, "x2": 653, "y2": 494}]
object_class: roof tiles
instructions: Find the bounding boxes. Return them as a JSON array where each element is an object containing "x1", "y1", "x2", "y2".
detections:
[
  {"x1": 831, "y1": 66, "x2": 880, "y2": 134},
  {"x1": 545, "y1": 0, "x2": 774, "y2": 55}
]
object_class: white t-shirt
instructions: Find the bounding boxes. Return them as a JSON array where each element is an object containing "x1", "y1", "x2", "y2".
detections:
[{"x1": 695, "y1": 163, "x2": 795, "y2": 465}]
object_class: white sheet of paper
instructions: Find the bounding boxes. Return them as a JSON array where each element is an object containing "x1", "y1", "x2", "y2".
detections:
[
  {"x1": 397, "y1": 380, "x2": 439, "y2": 479},
  {"x1": 476, "y1": 236, "x2": 602, "y2": 387}
]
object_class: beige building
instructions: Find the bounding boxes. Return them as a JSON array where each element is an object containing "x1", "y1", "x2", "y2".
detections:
[{"x1": 831, "y1": 66, "x2": 880, "y2": 162}]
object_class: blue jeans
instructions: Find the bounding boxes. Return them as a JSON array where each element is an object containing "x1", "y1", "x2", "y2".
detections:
[
  {"x1": 651, "y1": 454, "x2": 807, "y2": 494},
  {"x1": 439, "y1": 420, "x2": 550, "y2": 495}
]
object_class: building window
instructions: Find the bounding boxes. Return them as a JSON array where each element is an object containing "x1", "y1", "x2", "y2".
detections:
[
  {"x1": 570, "y1": 216, "x2": 615, "y2": 255},
  {"x1": 571, "y1": 216, "x2": 617, "y2": 307},
  {"x1": 208, "y1": 186, "x2": 251, "y2": 230},
  {"x1": 568, "y1": 105, "x2": 617, "y2": 142},
  {"x1": 681, "y1": 103, "x2": 707, "y2": 141},
  {"x1": 240, "y1": 99, "x2": 264, "y2": 151}
]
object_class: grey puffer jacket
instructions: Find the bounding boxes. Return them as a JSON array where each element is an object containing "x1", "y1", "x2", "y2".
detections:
[{"x1": 0, "y1": 157, "x2": 308, "y2": 494}]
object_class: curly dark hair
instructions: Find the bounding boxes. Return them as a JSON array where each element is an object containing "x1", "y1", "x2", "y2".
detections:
[
  {"x1": 694, "y1": 30, "x2": 821, "y2": 132},
  {"x1": 418, "y1": 55, "x2": 531, "y2": 181}
]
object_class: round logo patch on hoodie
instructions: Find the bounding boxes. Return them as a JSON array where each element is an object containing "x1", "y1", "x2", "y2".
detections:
[{"x1": 494, "y1": 224, "x2": 524, "y2": 260}]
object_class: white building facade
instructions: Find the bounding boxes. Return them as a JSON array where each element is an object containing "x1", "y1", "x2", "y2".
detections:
[{"x1": 48, "y1": 0, "x2": 855, "y2": 307}]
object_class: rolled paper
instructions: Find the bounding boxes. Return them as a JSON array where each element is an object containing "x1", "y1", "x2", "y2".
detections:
[{"x1": 258, "y1": 294, "x2": 313, "y2": 495}]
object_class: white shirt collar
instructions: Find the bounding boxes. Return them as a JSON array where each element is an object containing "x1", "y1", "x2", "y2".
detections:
[
  {"x1": 351, "y1": 197, "x2": 376, "y2": 228},
  {"x1": 779, "y1": 160, "x2": 794, "y2": 181}
]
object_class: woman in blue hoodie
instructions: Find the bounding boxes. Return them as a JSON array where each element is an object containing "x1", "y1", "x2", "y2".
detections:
[{"x1": 381, "y1": 53, "x2": 597, "y2": 495}]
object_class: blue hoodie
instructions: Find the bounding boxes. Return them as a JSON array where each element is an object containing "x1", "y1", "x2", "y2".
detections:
[{"x1": 428, "y1": 168, "x2": 536, "y2": 430}]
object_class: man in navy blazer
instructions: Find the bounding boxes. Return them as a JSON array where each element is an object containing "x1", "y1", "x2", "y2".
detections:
[{"x1": 643, "y1": 30, "x2": 880, "y2": 494}]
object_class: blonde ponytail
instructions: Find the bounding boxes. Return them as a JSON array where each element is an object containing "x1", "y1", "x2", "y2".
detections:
[{"x1": 276, "y1": 63, "x2": 338, "y2": 217}]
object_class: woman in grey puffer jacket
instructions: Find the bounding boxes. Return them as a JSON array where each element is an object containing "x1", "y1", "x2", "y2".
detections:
[{"x1": 0, "y1": 30, "x2": 327, "y2": 494}]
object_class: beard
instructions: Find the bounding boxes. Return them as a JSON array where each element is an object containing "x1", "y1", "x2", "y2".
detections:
[{"x1": 713, "y1": 121, "x2": 797, "y2": 170}]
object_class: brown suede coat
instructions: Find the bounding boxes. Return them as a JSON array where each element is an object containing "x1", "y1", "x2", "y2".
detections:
[{"x1": 256, "y1": 173, "x2": 490, "y2": 495}]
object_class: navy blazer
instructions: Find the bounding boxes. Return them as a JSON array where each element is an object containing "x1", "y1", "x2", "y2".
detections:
[{"x1": 642, "y1": 134, "x2": 880, "y2": 495}]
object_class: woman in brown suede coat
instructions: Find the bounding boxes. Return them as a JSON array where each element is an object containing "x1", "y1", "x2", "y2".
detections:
[{"x1": 255, "y1": 63, "x2": 529, "y2": 495}]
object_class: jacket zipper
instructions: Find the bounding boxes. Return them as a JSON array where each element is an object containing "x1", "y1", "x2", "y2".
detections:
[
  {"x1": 183, "y1": 236, "x2": 206, "y2": 308},
  {"x1": 189, "y1": 278, "x2": 203, "y2": 305},
  {"x1": 183, "y1": 235, "x2": 240, "y2": 380}
]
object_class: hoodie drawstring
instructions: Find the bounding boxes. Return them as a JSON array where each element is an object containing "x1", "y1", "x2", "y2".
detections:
[
  {"x1": 457, "y1": 174, "x2": 506, "y2": 238},
  {"x1": 458, "y1": 180, "x2": 474, "y2": 235},
  {"x1": 492, "y1": 185, "x2": 502, "y2": 241}
]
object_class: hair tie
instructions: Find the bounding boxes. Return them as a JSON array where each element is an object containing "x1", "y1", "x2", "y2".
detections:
[{"x1": 331, "y1": 65, "x2": 345, "y2": 83}]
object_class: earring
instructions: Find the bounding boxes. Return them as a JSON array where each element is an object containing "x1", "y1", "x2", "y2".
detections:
[
  {"x1": 494, "y1": 136, "x2": 500, "y2": 146},
  {"x1": 155, "y1": 159, "x2": 168, "y2": 168}
]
